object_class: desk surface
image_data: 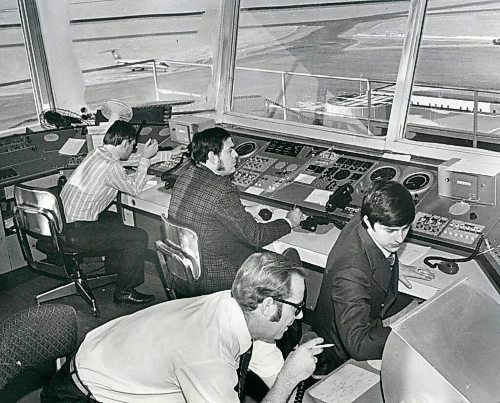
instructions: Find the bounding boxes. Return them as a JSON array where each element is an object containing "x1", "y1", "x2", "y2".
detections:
[{"x1": 121, "y1": 181, "x2": 499, "y2": 302}]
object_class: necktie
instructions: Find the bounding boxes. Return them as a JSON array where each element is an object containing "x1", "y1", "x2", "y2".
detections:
[
  {"x1": 387, "y1": 252, "x2": 397, "y2": 268},
  {"x1": 237, "y1": 343, "x2": 253, "y2": 399}
]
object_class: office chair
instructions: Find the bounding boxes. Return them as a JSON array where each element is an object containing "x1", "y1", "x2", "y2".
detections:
[
  {"x1": 155, "y1": 213, "x2": 202, "y2": 299},
  {"x1": 13, "y1": 184, "x2": 116, "y2": 317},
  {"x1": 0, "y1": 304, "x2": 77, "y2": 397}
]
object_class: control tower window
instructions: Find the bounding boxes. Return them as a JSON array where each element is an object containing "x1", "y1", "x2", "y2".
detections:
[
  {"x1": 0, "y1": 1, "x2": 37, "y2": 133},
  {"x1": 231, "y1": 1, "x2": 410, "y2": 138},
  {"x1": 405, "y1": 0, "x2": 500, "y2": 153},
  {"x1": 66, "y1": 1, "x2": 221, "y2": 115}
]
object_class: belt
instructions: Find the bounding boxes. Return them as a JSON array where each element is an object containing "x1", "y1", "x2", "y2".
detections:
[{"x1": 69, "y1": 355, "x2": 95, "y2": 400}]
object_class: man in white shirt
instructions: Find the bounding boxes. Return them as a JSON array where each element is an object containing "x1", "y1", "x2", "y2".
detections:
[{"x1": 42, "y1": 251, "x2": 325, "y2": 402}]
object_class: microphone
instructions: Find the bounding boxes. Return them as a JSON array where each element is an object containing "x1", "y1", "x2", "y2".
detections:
[{"x1": 294, "y1": 331, "x2": 318, "y2": 403}]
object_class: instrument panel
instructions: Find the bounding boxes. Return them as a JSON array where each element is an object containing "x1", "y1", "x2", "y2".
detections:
[
  {"x1": 0, "y1": 127, "x2": 88, "y2": 187},
  {"x1": 3, "y1": 123, "x2": 500, "y2": 261},
  {"x1": 227, "y1": 132, "x2": 500, "y2": 253}
]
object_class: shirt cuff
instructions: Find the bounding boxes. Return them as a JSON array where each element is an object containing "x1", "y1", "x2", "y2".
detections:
[{"x1": 157, "y1": 150, "x2": 172, "y2": 162}]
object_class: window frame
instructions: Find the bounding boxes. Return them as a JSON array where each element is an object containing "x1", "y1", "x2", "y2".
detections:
[{"x1": 216, "y1": 0, "x2": 500, "y2": 163}]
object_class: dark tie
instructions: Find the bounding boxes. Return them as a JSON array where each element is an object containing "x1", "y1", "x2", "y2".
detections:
[
  {"x1": 237, "y1": 343, "x2": 253, "y2": 399},
  {"x1": 387, "y1": 252, "x2": 397, "y2": 268}
]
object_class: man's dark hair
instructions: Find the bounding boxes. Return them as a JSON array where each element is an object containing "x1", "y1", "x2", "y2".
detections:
[
  {"x1": 191, "y1": 127, "x2": 231, "y2": 165},
  {"x1": 103, "y1": 120, "x2": 137, "y2": 146},
  {"x1": 361, "y1": 179, "x2": 415, "y2": 228}
]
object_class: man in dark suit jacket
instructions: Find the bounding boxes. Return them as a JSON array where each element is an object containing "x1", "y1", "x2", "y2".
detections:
[
  {"x1": 312, "y1": 179, "x2": 434, "y2": 372},
  {"x1": 168, "y1": 127, "x2": 303, "y2": 294}
]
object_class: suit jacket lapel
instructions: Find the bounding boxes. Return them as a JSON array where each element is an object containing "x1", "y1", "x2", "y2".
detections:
[{"x1": 357, "y1": 224, "x2": 392, "y2": 292}]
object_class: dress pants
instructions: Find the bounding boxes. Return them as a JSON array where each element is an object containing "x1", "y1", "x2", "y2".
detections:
[
  {"x1": 41, "y1": 356, "x2": 97, "y2": 402},
  {"x1": 65, "y1": 211, "x2": 148, "y2": 291}
]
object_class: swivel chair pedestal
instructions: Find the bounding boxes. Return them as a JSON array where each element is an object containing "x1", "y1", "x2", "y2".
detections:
[{"x1": 13, "y1": 184, "x2": 116, "y2": 317}]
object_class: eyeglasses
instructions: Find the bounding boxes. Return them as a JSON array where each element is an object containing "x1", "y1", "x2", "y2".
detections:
[{"x1": 274, "y1": 298, "x2": 306, "y2": 316}]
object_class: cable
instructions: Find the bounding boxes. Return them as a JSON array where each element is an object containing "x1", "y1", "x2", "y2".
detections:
[{"x1": 423, "y1": 234, "x2": 485, "y2": 269}]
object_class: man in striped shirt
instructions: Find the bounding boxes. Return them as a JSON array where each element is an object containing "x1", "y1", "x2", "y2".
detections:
[{"x1": 60, "y1": 120, "x2": 184, "y2": 305}]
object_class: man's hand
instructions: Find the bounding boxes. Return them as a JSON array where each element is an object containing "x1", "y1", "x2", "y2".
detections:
[
  {"x1": 280, "y1": 338, "x2": 324, "y2": 385},
  {"x1": 171, "y1": 145, "x2": 188, "y2": 157},
  {"x1": 142, "y1": 139, "x2": 159, "y2": 159},
  {"x1": 285, "y1": 208, "x2": 304, "y2": 228},
  {"x1": 399, "y1": 263, "x2": 435, "y2": 289},
  {"x1": 263, "y1": 338, "x2": 326, "y2": 403}
]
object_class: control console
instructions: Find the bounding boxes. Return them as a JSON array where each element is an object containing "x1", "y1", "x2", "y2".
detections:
[{"x1": 0, "y1": 127, "x2": 88, "y2": 187}]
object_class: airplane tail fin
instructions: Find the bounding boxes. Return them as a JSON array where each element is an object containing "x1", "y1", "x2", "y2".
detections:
[
  {"x1": 110, "y1": 49, "x2": 121, "y2": 61},
  {"x1": 100, "y1": 48, "x2": 122, "y2": 63}
]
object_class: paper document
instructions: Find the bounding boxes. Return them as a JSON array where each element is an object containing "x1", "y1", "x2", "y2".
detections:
[
  {"x1": 245, "y1": 186, "x2": 265, "y2": 195},
  {"x1": 398, "y1": 243, "x2": 431, "y2": 265},
  {"x1": 87, "y1": 123, "x2": 111, "y2": 149},
  {"x1": 305, "y1": 189, "x2": 331, "y2": 205},
  {"x1": 142, "y1": 176, "x2": 159, "y2": 192},
  {"x1": 58, "y1": 138, "x2": 85, "y2": 155},
  {"x1": 294, "y1": 173, "x2": 316, "y2": 184},
  {"x1": 308, "y1": 363, "x2": 379, "y2": 403}
]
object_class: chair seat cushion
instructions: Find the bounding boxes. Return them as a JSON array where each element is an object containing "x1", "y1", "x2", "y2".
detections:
[{"x1": 36, "y1": 237, "x2": 78, "y2": 256}]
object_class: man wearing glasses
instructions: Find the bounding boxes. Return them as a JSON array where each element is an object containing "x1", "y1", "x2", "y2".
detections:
[{"x1": 42, "y1": 252, "x2": 325, "y2": 403}]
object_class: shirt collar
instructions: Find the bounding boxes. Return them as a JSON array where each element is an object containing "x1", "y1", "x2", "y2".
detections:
[
  {"x1": 226, "y1": 293, "x2": 252, "y2": 354},
  {"x1": 200, "y1": 161, "x2": 223, "y2": 176},
  {"x1": 101, "y1": 145, "x2": 121, "y2": 161}
]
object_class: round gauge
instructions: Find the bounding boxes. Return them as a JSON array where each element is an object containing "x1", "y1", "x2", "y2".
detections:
[
  {"x1": 140, "y1": 127, "x2": 152, "y2": 136},
  {"x1": 402, "y1": 172, "x2": 433, "y2": 194},
  {"x1": 44, "y1": 132, "x2": 59, "y2": 142},
  {"x1": 235, "y1": 141, "x2": 257, "y2": 158},
  {"x1": 369, "y1": 166, "x2": 399, "y2": 181},
  {"x1": 334, "y1": 169, "x2": 351, "y2": 180},
  {"x1": 159, "y1": 128, "x2": 170, "y2": 137}
]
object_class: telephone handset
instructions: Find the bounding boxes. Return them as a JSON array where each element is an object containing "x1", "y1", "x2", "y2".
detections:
[
  {"x1": 133, "y1": 120, "x2": 147, "y2": 153},
  {"x1": 325, "y1": 183, "x2": 354, "y2": 213}
]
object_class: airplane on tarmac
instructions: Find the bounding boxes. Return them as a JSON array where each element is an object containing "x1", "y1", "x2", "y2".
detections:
[{"x1": 105, "y1": 49, "x2": 169, "y2": 72}]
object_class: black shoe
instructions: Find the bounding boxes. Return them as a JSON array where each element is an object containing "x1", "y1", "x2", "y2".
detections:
[{"x1": 114, "y1": 289, "x2": 155, "y2": 305}]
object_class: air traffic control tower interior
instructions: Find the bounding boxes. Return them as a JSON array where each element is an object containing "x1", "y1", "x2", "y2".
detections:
[{"x1": 1, "y1": 0, "x2": 499, "y2": 401}]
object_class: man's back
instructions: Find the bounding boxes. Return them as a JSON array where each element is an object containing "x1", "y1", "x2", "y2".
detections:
[
  {"x1": 61, "y1": 148, "x2": 120, "y2": 222},
  {"x1": 74, "y1": 291, "x2": 283, "y2": 403},
  {"x1": 169, "y1": 164, "x2": 290, "y2": 293}
]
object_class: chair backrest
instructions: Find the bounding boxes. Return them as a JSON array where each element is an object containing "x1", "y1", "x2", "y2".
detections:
[
  {"x1": 0, "y1": 304, "x2": 78, "y2": 389},
  {"x1": 159, "y1": 213, "x2": 202, "y2": 281},
  {"x1": 13, "y1": 185, "x2": 65, "y2": 237},
  {"x1": 13, "y1": 185, "x2": 68, "y2": 269}
]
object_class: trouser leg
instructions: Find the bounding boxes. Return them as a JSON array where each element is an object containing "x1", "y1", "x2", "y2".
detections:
[
  {"x1": 65, "y1": 212, "x2": 148, "y2": 291},
  {"x1": 106, "y1": 224, "x2": 148, "y2": 290},
  {"x1": 41, "y1": 358, "x2": 97, "y2": 403}
]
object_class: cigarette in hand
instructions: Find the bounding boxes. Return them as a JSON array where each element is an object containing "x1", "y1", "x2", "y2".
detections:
[{"x1": 315, "y1": 343, "x2": 335, "y2": 348}]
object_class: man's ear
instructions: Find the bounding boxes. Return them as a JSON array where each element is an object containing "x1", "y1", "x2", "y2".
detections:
[
  {"x1": 260, "y1": 296, "x2": 275, "y2": 318},
  {"x1": 362, "y1": 215, "x2": 372, "y2": 229},
  {"x1": 207, "y1": 150, "x2": 216, "y2": 163}
]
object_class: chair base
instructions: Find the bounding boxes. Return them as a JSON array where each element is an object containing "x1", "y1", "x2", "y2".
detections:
[{"x1": 36, "y1": 274, "x2": 117, "y2": 317}]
